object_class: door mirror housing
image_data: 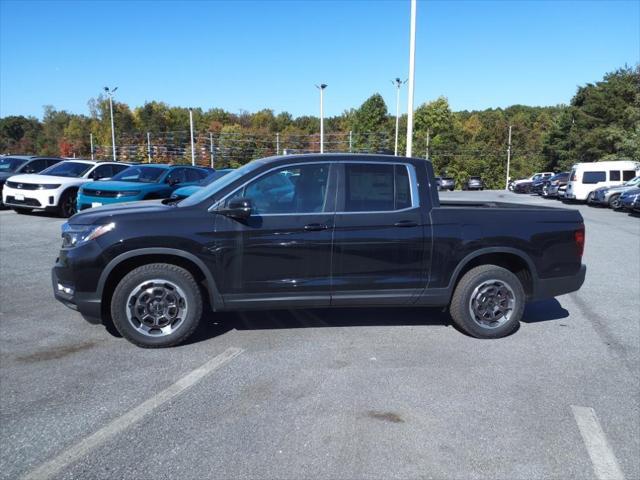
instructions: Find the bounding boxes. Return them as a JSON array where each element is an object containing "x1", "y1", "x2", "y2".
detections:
[{"x1": 217, "y1": 197, "x2": 252, "y2": 220}]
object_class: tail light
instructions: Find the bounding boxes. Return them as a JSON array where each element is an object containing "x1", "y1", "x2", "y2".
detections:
[{"x1": 574, "y1": 226, "x2": 585, "y2": 257}]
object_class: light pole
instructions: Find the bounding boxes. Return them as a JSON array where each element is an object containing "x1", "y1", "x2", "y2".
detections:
[
  {"x1": 104, "y1": 86, "x2": 118, "y2": 161},
  {"x1": 505, "y1": 125, "x2": 512, "y2": 190},
  {"x1": 406, "y1": 0, "x2": 417, "y2": 157},
  {"x1": 316, "y1": 84, "x2": 327, "y2": 153},
  {"x1": 392, "y1": 78, "x2": 407, "y2": 156},
  {"x1": 189, "y1": 108, "x2": 196, "y2": 166}
]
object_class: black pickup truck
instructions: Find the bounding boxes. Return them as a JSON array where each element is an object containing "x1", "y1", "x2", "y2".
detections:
[{"x1": 52, "y1": 154, "x2": 586, "y2": 347}]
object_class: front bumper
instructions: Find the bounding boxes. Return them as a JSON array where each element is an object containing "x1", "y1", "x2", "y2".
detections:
[
  {"x1": 77, "y1": 192, "x2": 143, "y2": 211},
  {"x1": 534, "y1": 264, "x2": 586, "y2": 300},
  {"x1": 2, "y1": 185, "x2": 62, "y2": 209},
  {"x1": 51, "y1": 242, "x2": 106, "y2": 324}
]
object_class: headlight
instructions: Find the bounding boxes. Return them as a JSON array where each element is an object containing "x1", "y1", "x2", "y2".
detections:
[
  {"x1": 61, "y1": 222, "x2": 115, "y2": 248},
  {"x1": 116, "y1": 190, "x2": 141, "y2": 198},
  {"x1": 37, "y1": 184, "x2": 61, "y2": 190}
]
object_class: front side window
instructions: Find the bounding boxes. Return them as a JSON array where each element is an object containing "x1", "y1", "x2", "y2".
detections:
[
  {"x1": 582, "y1": 171, "x2": 606, "y2": 184},
  {"x1": 234, "y1": 163, "x2": 330, "y2": 214},
  {"x1": 22, "y1": 159, "x2": 47, "y2": 173},
  {"x1": 92, "y1": 164, "x2": 114, "y2": 179},
  {"x1": 623, "y1": 170, "x2": 637, "y2": 181},
  {"x1": 344, "y1": 163, "x2": 413, "y2": 212},
  {"x1": 166, "y1": 168, "x2": 187, "y2": 184},
  {"x1": 186, "y1": 168, "x2": 207, "y2": 182},
  {"x1": 609, "y1": 170, "x2": 621, "y2": 181}
]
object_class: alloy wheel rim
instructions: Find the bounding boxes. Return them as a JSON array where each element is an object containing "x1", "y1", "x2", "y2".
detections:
[
  {"x1": 63, "y1": 195, "x2": 76, "y2": 216},
  {"x1": 468, "y1": 279, "x2": 516, "y2": 328},
  {"x1": 126, "y1": 279, "x2": 188, "y2": 337}
]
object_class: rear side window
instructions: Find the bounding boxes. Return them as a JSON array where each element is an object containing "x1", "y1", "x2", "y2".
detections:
[
  {"x1": 112, "y1": 164, "x2": 130, "y2": 175},
  {"x1": 609, "y1": 170, "x2": 621, "y2": 181},
  {"x1": 344, "y1": 163, "x2": 412, "y2": 212},
  {"x1": 186, "y1": 168, "x2": 207, "y2": 182},
  {"x1": 623, "y1": 170, "x2": 636, "y2": 181},
  {"x1": 582, "y1": 171, "x2": 606, "y2": 184},
  {"x1": 23, "y1": 159, "x2": 47, "y2": 173}
]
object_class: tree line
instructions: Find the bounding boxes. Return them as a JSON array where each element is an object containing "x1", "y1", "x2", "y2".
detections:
[{"x1": 1, "y1": 65, "x2": 637, "y2": 188}]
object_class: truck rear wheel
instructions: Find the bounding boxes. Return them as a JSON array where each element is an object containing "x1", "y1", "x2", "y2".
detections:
[
  {"x1": 111, "y1": 263, "x2": 203, "y2": 348},
  {"x1": 450, "y1": 265, "x2": 524, "y2": 338}
]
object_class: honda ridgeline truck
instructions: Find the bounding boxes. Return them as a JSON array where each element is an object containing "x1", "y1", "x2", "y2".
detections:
[{"x1": 52, "y1": 154, "x2": 586, "y2": 347}]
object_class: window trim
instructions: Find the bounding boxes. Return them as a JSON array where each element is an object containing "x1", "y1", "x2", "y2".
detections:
[{"x1": 209, "y1": 160, "x2": 420, "y2": 216}]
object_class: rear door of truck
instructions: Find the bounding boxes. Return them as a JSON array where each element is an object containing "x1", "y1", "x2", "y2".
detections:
[{"x1": 330, "y1": 159, "x2": 431, "y2": 305}]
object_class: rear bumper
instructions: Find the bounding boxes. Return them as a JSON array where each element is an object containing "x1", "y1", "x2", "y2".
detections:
[{"x1": 533, "y1": 264, "x2": 586, "y2": 300}]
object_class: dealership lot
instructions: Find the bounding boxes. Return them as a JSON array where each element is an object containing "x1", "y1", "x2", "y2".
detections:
[{"x1": 1, "y1": 192, "x2": 638, "y2": 480}]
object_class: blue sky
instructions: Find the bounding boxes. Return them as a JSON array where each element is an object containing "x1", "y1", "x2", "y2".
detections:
[{"x1": 1, "y1": 0, "x2": 638, "y2": 119}]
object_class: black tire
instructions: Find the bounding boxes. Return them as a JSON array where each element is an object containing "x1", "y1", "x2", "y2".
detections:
[
  {"x1": 58, "y1": 188, "x2": 78, "y2": 218},
  {"x1": 449, "y1": 265, "x2": 525, "y2": 339},
  {"x1": 13, "y1": 207, "x2": 33, "y2": 214},
  {"x1": 586, "y1": 192, "x2": 595, "y2": 204},
  {"x1": 111, "y1": 263, "x2": 203, "y2": 348},
  {"x1": 608, "y1": 194, "x2": 621, "y2": 210}
]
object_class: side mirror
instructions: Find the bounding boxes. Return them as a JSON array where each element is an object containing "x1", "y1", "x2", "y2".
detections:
[{"x1": 217, "y1": 197, "x2": 252, "y2": 220}]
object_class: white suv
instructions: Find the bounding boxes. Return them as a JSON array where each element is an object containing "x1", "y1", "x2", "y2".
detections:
[{"x1": 2, "y1": 160, "x2": 129, "y2": 217}]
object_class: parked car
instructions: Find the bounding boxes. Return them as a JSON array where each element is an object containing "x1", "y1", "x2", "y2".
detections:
[
  {"x1": 619, "y1": 187, "x2": 640, "y2": 212},
  {"x1": 2, "y1": 160, "x2": 128, "y2": 217},
  {"x1": 52, "y1": 154, "x2": 586, "y2": 347},
  {"x1": 513, "y1": 173, "x2": 554, "y2": 194},
  {"x1": 77, "y1": 164, "x2": 211, "y2": 210},
  {"x1": 170, "y1": 168, "x2": 233, "y2": 201},
  {"x1": 564, "y1": 160, "x2": 640, "y2": 202},
  {"x1": 557, "y1": 184, "x2": 567, "y2": 199},
  {"x1": 588, "y1": 176, "x2": 640, "y2": 209},
  {"x1": 509, "y1": 172, "x2": 553, "y2": 191},
  {"x1": 462, "y1": 176, "x2": 485, "y2": 190},
  {"x1": 541, "y1": 172, "x2": 570, "y2": 198},
  {"x1": 0, "y1": 156, "x2": 63, "y2": 206},
  {"x1": 437, "y1": 176, "x2": 455, "y2": 191},
  {"x1": 530, "y1": 173, "x2": 556, "y2": 194}
]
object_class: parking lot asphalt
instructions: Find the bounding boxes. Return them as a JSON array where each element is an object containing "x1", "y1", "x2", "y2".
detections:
[{"x1": 1, "y1": 192, "x2": 638, "y2": 480}]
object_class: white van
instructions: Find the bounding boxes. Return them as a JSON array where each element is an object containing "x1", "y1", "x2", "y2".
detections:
[{"x1": 565, "y1": 160, "x2": 640, "y2": 201}]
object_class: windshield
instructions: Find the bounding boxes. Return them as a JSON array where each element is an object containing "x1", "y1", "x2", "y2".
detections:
[
  {"x1": 0, "y1": 157, "x2": 28, "y2": 173},
  {"x1": 179, "y1": 162, "x2": 262, "y2": 207},
  {"x1": 111, "y1": 166, "x2": 167, "y2": 183},
  {"x1": 40, "y1": 161, "x2": 93, "y2": 178}
]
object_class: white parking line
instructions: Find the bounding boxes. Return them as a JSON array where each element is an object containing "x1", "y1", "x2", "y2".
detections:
[
  {"x1": 571, "y1": 405, "x2": 625, "y2": 480},
  {"x1": 22, "y1": 347, "x2": 244, "y2": 480}
]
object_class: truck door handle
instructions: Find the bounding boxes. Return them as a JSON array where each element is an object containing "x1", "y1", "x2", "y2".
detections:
[
  {"x1": 394, "y1": 220, "x2": 417, "y2": 228},
  {"x1": 304, "y1": 223, "x2": 328, "y2": 231}
]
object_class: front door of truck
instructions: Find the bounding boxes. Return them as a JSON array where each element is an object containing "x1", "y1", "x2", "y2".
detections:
[{"x1": 212, "y1": 162, "x2": 336, "y2": 308}]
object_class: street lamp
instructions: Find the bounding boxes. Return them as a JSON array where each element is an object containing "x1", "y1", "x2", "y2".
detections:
[
  {"x1": 315, "y1": 84, "x2": 327, "y2": 153},
  {"x1": 392, "y1": 78, "x2": 407, "y2": 156},
  {"x1": 104, "y1": 86, "x2": 118, "y2": 161}
]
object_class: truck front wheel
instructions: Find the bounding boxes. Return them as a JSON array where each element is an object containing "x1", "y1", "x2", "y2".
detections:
[
  {"x1": 111, "y1": 263, "x2": 203, "y2": 348},
  {"x1": 450, "y1": 265, "x2": 524, "y2": 338}
]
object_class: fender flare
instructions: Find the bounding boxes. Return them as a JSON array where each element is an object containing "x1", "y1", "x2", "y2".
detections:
[
  {"x1": 97, "y1": 247, "x2": 224, "y2": 309},
  {"x1": 445, "y1": 246, "x2": 539, "y2": 295}
]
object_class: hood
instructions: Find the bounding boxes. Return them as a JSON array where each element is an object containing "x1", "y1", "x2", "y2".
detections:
[
  {"x1": 69, "y1": 199, "x2": 171, "y2": 225},
  {"x1": 81, "y1": 180, "x2": 158, "y2": 191},
  {"x1": 5, "y1": 173, "x2": 86, "y2": 185},
  {"x1": 173, "y1": 185, "x2": 201, "y2": 195}
]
